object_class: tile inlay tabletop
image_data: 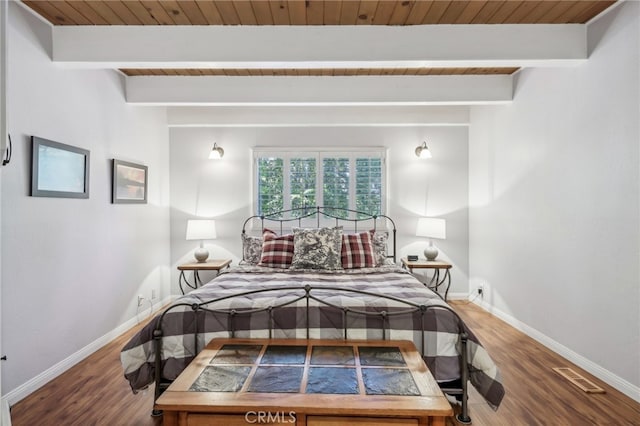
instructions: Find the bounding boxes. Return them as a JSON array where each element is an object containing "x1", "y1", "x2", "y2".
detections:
[{"x1": 156, "y1": 338, "x2": 453, "y2": 426}]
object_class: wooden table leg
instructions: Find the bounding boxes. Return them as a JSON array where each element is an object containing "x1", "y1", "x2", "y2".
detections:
[
  {"x1": 430, "y1": 416, "x2": 446, "y2": 426},
  {"x1": 162, "y1": 411, "x2": 178, "y2": 426}
]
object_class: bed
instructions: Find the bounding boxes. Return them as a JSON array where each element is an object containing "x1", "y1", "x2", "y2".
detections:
[{"x1": 120, "y1": 207, "x2": 504, "y2": 424}]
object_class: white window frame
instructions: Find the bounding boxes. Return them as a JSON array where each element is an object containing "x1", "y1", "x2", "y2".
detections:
[{"x1": 252, "y1": 147, "x2": 387, "y2": 225}]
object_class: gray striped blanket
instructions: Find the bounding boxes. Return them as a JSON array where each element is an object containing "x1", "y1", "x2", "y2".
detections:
[{"x1": 121, "y1": 265, "x2": 504, "y2": 408}]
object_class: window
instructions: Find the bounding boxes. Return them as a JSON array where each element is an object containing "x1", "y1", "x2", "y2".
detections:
[{"x1": 254, "y1": 148, "x2": 385, "y2": 218}]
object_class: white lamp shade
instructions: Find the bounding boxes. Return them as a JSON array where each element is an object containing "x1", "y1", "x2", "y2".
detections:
[
  {"x1": 416, "y1": 218, "x2": 446, "y2": 239},
  {"x1": 186, "y1": 219, "x2": 217, "y2": 240},
  {"x1": 418, "y1": 147, "x2": 432, "y2": 158},
  {"x1": 209, "y1": 143, "x2": 224, "y2": 160},
  {"x1": 415, "y1": 142, "x2": 432, "y2": 159}
]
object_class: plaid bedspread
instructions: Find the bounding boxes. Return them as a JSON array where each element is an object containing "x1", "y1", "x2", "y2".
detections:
[{"x1": 121, "y1": 265, "x2": 504, "y2": 408}]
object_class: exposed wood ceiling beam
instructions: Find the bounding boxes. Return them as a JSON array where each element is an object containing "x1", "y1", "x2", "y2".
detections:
[
  {"x1": 126, "y1": 75, "x2": 512, "y2": 106},
  {"x1": 53, "y1": 24, "x2": 586, "y2": 69}
]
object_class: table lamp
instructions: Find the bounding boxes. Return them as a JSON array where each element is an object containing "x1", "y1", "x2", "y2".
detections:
[
  {"x1": 416, "y1": 217, "x2": 446, "y2": 261},
  {"x1": 186, "y1": 219, "x2": 217, "y2": 263}
]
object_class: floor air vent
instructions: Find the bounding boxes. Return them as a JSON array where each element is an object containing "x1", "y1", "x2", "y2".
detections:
[{"x1": 553, "y1": 367, "x2": 606, "y2": 394}]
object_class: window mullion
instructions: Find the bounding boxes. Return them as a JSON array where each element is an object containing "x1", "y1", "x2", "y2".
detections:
[
  {"x1": 377, "y1": 156, "x2": 385, "y2": 215},
  {"x1": 316, "y1": 153, "x2": 323, "y2": 209},
  {"x1": 349, "y1": 155, "x2": 356, "y2": 212},
  {"x1": 283, "y1": 153, "x2": 291, "y2": 211}
]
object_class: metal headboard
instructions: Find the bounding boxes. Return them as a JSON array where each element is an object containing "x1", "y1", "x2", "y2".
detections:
[{"x1": 241, "y1": 206, "x2": 397, "y2": 263}]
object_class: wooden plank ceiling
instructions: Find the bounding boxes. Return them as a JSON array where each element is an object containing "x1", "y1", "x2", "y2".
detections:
[
  {"x1": 22, "y1": 1, "x2": 617, "y2": 77},
  {"x1": 120, "y1": 67, "x2": 521, "y2": 77}
]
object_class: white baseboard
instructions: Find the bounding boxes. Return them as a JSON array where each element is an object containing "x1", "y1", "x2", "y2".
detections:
[
  {"x1": 2, "y1": 296, "x2": 172, "y2": 407},
  {"x1": 447, "y1": 292, "x2": 469, "y2": 300},
  {"x1": 472, "y1": 298, "x2": 640, "y2": 402},
  {"x1": 1, "y1": 399, "x2": 10, "y2": 426}
]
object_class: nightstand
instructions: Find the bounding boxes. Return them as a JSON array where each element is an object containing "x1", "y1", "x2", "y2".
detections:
[
  {"x1": 401, "y1": 258, "x2": 452, "y2": 301},
  {"x1": 177, "y1": 259, "x2": 231, "y2": 294}
]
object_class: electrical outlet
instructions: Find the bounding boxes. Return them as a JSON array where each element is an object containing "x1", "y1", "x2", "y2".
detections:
[
  {"x1": 151, "y1": 289, "x2": 157, "y2": 300},
  {"x1": 478, "y1": 284, "x2": 484, "y2": 295},
  {"x1": 137, "y1": 295, "x2": 144, "y2": 307}
]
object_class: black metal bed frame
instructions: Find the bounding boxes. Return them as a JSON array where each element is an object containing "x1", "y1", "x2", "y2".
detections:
[{"x1": 152, "y1": 207, "x2": 471, "y2": 424}]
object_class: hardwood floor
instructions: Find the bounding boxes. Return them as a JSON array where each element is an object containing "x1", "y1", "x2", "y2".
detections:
[
  {"x1": 449, "y1": 301, "x2": 640, "y2": 426},
  {"x1": 10, "y1": 316, "x2": 163, "y2": 426},
  {"x1": 10, "y1": 302, "x2": 640, "y2": 426}
]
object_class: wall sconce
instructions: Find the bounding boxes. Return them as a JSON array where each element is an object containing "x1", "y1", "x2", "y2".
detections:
[
  {"x1": 415, "y1": 141, "x2": 432, "y2": 159},
  {"x1": 209, "y1": 143, "x2": 224, "y2": 160}
]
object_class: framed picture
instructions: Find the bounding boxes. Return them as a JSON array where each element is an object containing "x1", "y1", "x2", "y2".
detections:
[
  {"x1": 112, "y1": 159, "x2": 148, "y2": 204},
  {"x1": 31, "y1": 136, "x2": 90, "y2": 199}
]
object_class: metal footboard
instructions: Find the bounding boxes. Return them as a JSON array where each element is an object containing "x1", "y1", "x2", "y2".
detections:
[{"x1": 152, "y1": 284, "x2": 472, "y2": 423}]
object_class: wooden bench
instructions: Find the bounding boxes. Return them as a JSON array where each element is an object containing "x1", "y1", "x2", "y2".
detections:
[{"x1": 156, "y1": 338, "x2": 453, "y2": 426}]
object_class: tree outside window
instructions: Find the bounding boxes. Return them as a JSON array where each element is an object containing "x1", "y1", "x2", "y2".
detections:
[{"x1": 255, "y1": 150, "x2": 385, "y2": 218}]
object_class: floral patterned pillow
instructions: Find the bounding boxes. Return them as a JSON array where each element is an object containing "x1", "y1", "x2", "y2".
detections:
[
  {"x1": 369, "y1": 229, "x2": 390, "y2": 266},
  {"x1": 290, "y1": 227, "x2": 344, "y2": 270},
  {"x1": 241, "y1": 233, "x2": 262, "y2": 265}
]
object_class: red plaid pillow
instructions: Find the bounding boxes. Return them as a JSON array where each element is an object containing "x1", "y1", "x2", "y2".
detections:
[
  {"x1": 258, "y1": 229, "x2": 294, "y2": 268},
  {"x1": 341, "y1": 232, "x2": 376, "y2": 269}
]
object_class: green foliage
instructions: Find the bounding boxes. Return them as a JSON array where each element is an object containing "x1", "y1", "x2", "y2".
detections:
[
  {"x1": 257, "y1": 157, "x2": 283, "y2": 216},
  {"x1": 257, "y1": 154, "x2": 383, "y2": 217},
  {"x1": 323, "y1": 158, "x2": 349, "y2": 218},
  {"x1": 290, "y1": 158, "x2": 316, "y2": 216}
]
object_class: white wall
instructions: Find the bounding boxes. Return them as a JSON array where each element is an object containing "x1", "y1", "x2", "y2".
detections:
[
  {"x1": 169, "y1": 125, "x2": 469, "y2": 294},
  {"x1": 0, "y1": 0, "x2": 7, "y2": 401},
  {"x1": 469, "y1": 2, "x2": 639, "y2": 396},
  {"x1": 1, "y1": 3, "x2": 170, "y2": 397}
]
